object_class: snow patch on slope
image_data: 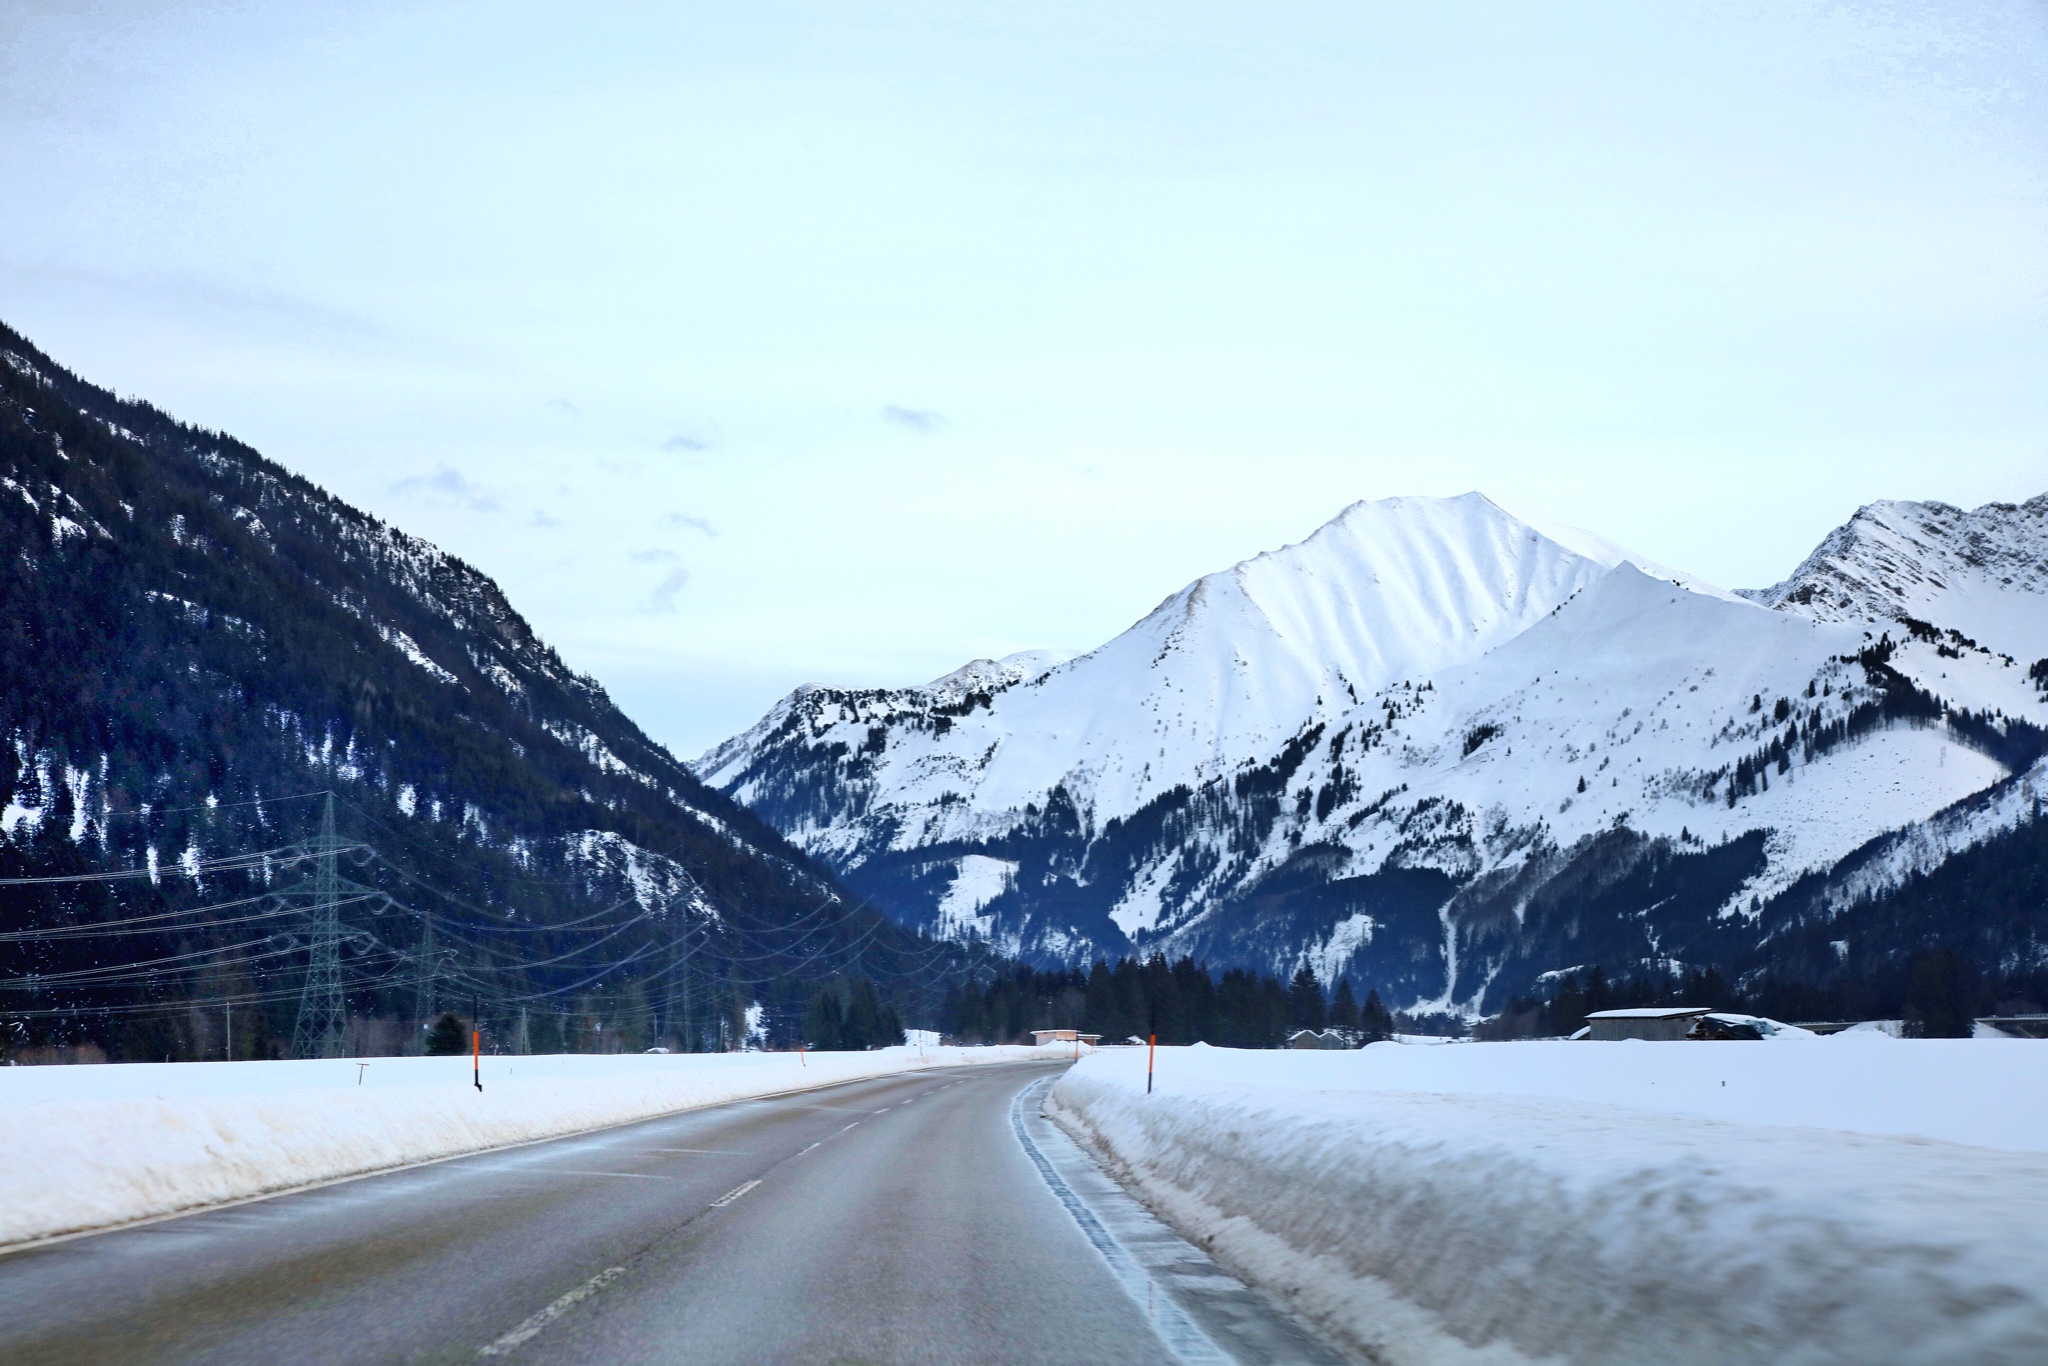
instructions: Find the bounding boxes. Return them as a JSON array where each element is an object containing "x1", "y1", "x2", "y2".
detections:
[{"x1": 934, "y1": 853, "x2": 1018, "y2": 937}]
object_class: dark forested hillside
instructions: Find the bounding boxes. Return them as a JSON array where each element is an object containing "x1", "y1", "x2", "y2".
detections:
[{"x1": 0, "y1": 321, "x2": 955, "y2": 1061}]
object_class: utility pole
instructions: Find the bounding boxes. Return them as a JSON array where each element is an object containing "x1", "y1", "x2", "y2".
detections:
[
  {"x1": 290, "y1": 796, "x2": 348, "y2": 1059},
  {"x1": 684, "y1": 962, "x2": 700, "y2": 1056},
  {"x1": 412, "y1": 917, "x2": 440, "y2": 1054}
]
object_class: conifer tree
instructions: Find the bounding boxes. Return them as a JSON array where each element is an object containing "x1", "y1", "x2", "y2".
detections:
[
  {"x1": 425, "y1": 1012, "x2": 468, "y2": 1056},
  {"x1": 1289, "y1": 966, "x2": 1327, "y2": 1031},
  {"x1": 1359, "y1": 989, "x2": 1394, "y2": 1043},
  {"x1": 803, "y1": 987, "x2": 844, "y2": 1049},
  {"x1": 1903, "y1": 949, "x2": 1975, "y2": 1038},
  {"x1": 1329, "y1": 978, "x2": 1361, "y2": 1031}
]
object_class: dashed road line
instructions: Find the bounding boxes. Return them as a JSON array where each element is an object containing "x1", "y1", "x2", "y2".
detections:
[
  {"x1": 650, "y1": 1148, "x2": 748, "y2": 1156},
  {"x1": 709, "y1": 1180, "x2": 761, "y2": 1209},
  {"x1": 477, "y1": 1266, "x2": 624, "y2": 1357}
]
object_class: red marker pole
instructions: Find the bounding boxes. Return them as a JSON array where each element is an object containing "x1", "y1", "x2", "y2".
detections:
[
  {"x1": 1147, "y1": 1033, "x2": 1156, "y2": 1095},
  {"x1": 472, "y1": 994, "x2": 483, "y2": 1093},
  {"x1": 799, "y1": 1044, "x2": 807, "y2": 1068}
]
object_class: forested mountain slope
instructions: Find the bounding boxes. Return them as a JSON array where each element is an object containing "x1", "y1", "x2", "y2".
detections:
[
  {"x1": 700, "y1": 492, "x2": 2048, "y2": 1014},
  {"x1": 0, "y1": 320, "x2": 938, "y2": 1060}
]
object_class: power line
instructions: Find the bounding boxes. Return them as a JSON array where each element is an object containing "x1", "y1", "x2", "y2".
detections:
[{"x1": 0, "y1": 843, "x2": 344, "y2": 886}]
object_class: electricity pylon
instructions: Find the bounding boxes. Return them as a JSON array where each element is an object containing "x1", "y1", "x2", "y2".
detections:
[
  {"x1": 289, "y1": 796, "x2": 348, "y2": 1059},
  {"x1": 277, "y1": 795, "x2": 394, "y2": 1060},
  {"x1": 411, "y1": 916, "x2": 443, "y2": 1052}
]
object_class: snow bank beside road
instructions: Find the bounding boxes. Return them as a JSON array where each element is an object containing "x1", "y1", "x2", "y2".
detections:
[
  {"x1": 1048, "y1": 1042, "x2": 2048, "y2": 1366},
  {"x1": 1, "y1": 1045, "x2": 1056, "y2": 1247}
]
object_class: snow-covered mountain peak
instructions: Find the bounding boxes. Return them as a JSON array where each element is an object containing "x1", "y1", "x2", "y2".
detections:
[
  {"x1": 1142, "y1": 491, "x2": 1674, "y2": 694},
  {"x1": 1742, "y1": 496, "x2": 2048, "y2": 658},
  {"x1": 922, "y1": 649, "x2": 1076, "y2": 704},
  {"x1": 694, "y1": 493, "x2": 1712, "y2": 845},
  {"x1": 701, "y1": 486, "x2": 2048, "y2": 1015}
]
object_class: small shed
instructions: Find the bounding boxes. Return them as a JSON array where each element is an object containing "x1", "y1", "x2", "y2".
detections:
[
  {"x1": 1583, "y1": 1007, "x2": 1710, "y2": 1041},
  {"x1": 1288, "y1": 1028, "x2": 1363, "y2": 1050},
  {"x1": 1030, "y1": 1029, "x2": 1102, "y2": 1048}
]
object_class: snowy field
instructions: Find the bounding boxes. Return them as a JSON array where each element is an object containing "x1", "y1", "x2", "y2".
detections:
[
  {"x1": 1048, "y1": 1038, "x2": 2048, "y2": 1366},
  {"x1": 0, "y1": 1043, "x2": 1060, "y2": 1247}
]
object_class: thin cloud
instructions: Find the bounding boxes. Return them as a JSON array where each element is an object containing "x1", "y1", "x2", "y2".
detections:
[
  {"x1": 529, "y1": 509, "x2": 562, "y2": 528},
  {"x1": 630, "y1": 548, "x2": 679, "y2": 564},
  {"x1": 661, "y1": 433, "x2": 709, "y2": 453},
  {"x1": 390, "y1": 463, "x2": 500, "y2": 512},
  {"x1": 882, "y1": 404, "x2": 947, "y2": 434},
  {"x1": 546, "y1": 398, "x2": 582, "y2": 418},
  {"x1": 647, "y1": 566, "x2": 689, "y2": 613},
  {"x1": 655, "y1": 512, "x2": 717, "y2": 536}
]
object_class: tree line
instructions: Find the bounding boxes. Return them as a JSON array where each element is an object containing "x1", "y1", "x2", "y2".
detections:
[
  {"x1": 1476, "y1": 949, "x2": 2046, "y2": 1041},
  {"x1": 935, "y1": 956, "x2": 1397, "y2": 1049}
]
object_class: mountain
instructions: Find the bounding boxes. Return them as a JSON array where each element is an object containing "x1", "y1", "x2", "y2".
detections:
[
  {"x1": 0, "y1": 320, "x2": 936, "y2": 1061},
  {"x1": 697, "y1": 492, "x2": 2048, "y2": 1014}
]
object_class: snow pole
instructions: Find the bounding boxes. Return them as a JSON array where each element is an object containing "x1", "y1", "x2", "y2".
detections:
[
  {"x1": 799, "y1": 1044, "x2": 807, "y2": 1067},
  {"x1": 1147, "y1": 1033, "x2": 1156, "y2": 1095},
  {"x1": 472, "y1": 994, "x2": 483, "y2": 1093}
]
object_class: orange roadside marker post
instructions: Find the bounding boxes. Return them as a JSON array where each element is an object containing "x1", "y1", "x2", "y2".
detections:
[
  {"x1": 1147, "y1": 1033, "x2": 1156, "y2": 1094},
  {"x1": 472, "y1": 994, "x2": 483, "y2": 1093}
]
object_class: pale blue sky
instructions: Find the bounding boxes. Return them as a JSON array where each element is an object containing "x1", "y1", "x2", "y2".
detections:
[{"x1": 3, "y1": 1, "x2": 2045, "y2": 755}]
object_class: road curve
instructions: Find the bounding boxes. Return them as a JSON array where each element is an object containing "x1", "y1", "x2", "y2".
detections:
[{"x1": 0, "y1": 1062, "x2": 1320, "y2": 1365}]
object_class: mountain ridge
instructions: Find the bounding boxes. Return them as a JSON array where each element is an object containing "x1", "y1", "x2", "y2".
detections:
[
  {"x1": 0, "y1": 319, "x2": 932, "y2": 1059},
  {"x1": 700, "y1": 490, "x2": 2048, "y2": 1015}
]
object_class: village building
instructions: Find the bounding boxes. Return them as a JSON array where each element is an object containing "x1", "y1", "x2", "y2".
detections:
[{"x1": 1582, "y1": 1007, "x2": 1711, "y2": 1041}]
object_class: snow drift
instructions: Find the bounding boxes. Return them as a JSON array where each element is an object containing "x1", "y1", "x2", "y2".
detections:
[
  {"x1": 0, "y1": 1045, "x2": 1056, "y2": 1248},
  {"x1": 1048, "y1": 1040, "x2": 2048, "y2": 1366}
]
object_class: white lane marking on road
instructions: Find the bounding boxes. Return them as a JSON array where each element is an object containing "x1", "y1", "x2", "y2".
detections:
[
  {"x1": 477, "y1": 1266, "x2": 625, "y2": 1357},
  {"x1": 545, "y1": 1170, "x2": 677, "y2": 1181},
  {"x1": 840, "y1": 1121, "x2": 860, "y2": 1132},
  {"x1": 709, "y1": 1180, "x2": 761, "y2": 1208},
  {"x1": 1011, "y1": 1083, "x2": 1233, "y2": 1365},
  {"x1": 797, "y1": 1142, "x2": 821, "y2": 1156},
  {"x1": 650, "y1": 1148, "x2": 748, "y2": 1155}
]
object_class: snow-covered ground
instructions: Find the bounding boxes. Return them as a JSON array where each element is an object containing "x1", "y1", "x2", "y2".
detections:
[
  {"x1": 1048, "y1": 1039, "x2": 2048, "y2": 1366},
  {"x1": 0, "y1": 1044, "x2": 1060, "y2": 1247}
]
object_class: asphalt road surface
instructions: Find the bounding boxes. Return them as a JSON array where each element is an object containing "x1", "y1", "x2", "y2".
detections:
[{"x1": 0, "y1": 1062, "x2": 1340, "y2": 1365}]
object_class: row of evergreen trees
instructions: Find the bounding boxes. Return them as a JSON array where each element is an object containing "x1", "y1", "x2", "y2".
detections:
[
  {"x1": 1477, "y1": 949, "x2": 2041, "y2": 1040},
  {"x1": 938, "y1": 956, "x2": 1395, "y2": 1048},
  {"x1": 801, "y1": 977, "x2": 904, "y2": 1050}
]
